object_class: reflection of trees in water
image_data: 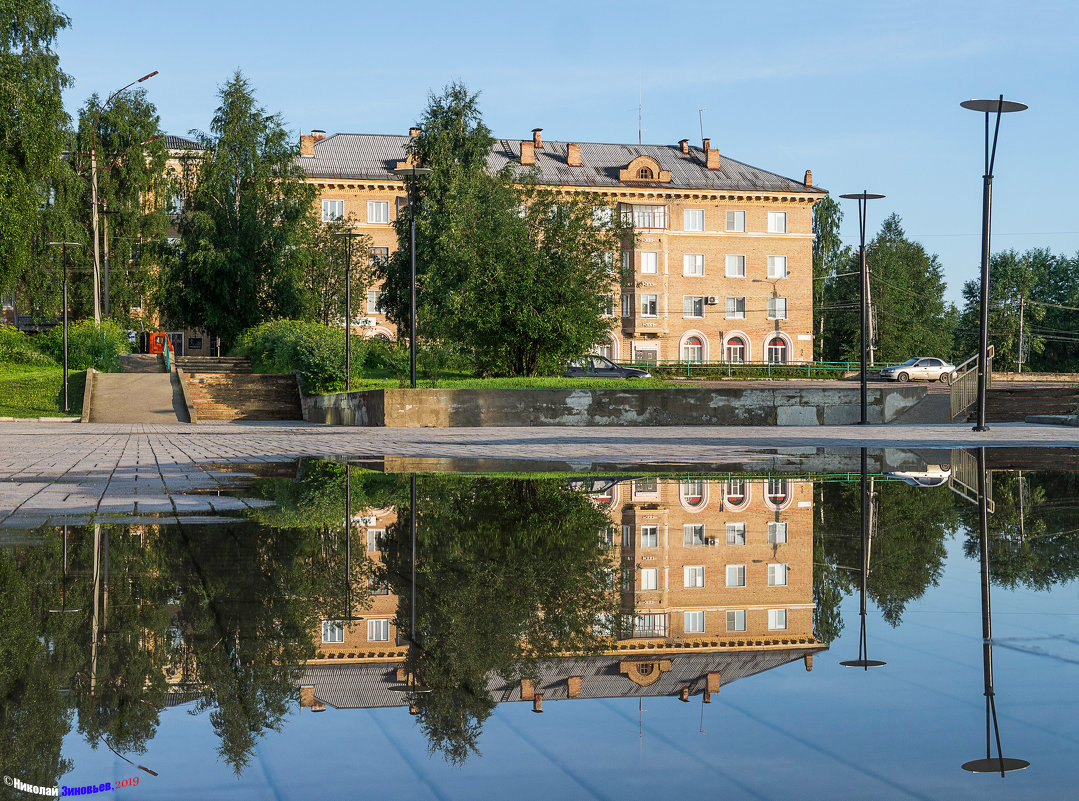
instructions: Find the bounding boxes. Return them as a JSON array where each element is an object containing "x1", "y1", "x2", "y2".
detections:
[{"x1": 377, "y1": 476, "x2": 622, "y2": 765}]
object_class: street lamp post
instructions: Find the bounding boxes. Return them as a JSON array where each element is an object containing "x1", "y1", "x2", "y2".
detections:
[
  {"x1": 840, "y1": 448, "x2": 886, "y2": 670},
  {"x1": 839, "y1": 192, "x2": 885, "y2": 425},
  {"x1": 47, "y1": 241, "x2": 81, "y2": 412},
  {"x1": 389, "y1": 166, "x2": 432, "y2": 388},
  {"x1": 960, "y1": 96, "x2": 1027, "y2": 431},
  {"x1": 90, "y1": 71, "x2": 158, "y2": 322},
  {"x1": 334, "y1": 231, "x2": 366, "y2": 391}
]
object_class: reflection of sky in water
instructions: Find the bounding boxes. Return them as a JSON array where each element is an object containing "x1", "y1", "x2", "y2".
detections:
[{"x1": 55, "y1": 533, "x2": 1079, "y2": 800}]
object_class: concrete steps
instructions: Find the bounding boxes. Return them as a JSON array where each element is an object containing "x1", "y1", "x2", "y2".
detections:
[
  {"x1": 966, "y1": 386, "x2": 1079, "y2": 422},
  {"x1": 175, "y1": 356, "x2": 253, "y2": 373},
  {"x1": 181, "y1": 369, "x2": 302, "y2": 422}
]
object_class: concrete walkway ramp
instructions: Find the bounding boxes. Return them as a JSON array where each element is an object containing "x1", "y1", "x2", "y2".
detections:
[{"x1": 87, "y1": 371, "x2": 190, "y2": 423}]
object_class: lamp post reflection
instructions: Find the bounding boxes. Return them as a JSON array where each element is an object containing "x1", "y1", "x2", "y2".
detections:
[
  {"x1": 389, "y1": 474, "x2": 430, "y2": 701},
  {"x1": 840, "y1": 448, "x2": 886, "y2": 670},
  {"x1": 961, "y1": 447, "x2": 1029, "y2": 776}
]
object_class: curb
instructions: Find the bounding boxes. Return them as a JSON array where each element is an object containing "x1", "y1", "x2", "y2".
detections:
[
  {"x1": 1025, "y1": 414, "x2": 1079, "y2": 427},
  {"x1": 81, "y1": 367, "x2": 95, "y2": 423}
]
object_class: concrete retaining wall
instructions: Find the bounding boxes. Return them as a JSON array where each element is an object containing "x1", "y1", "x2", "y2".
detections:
[{"x1": 301, "y1": 385, "x2": 928, "y2": 427}]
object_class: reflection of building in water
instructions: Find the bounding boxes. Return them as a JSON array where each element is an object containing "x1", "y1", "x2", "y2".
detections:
[{"x1": 305, "y1": 477, "x2": 822, "y2": 708}]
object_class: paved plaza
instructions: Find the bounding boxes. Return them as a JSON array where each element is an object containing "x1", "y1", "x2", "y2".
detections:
[{"x1": 0, "y1": 420, "x2": 1076, "y2": 528}]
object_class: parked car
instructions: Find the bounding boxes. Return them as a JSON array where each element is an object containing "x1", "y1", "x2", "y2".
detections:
[
  {"x1": 886, "y1": 465, "x2": 953, "y2": 488},
  {"x1": 563, "y1": 355, "x2": 651, "y2": 379},
  {"x1": 879, "y1": 357, "x2": 957, "y2": 383}
]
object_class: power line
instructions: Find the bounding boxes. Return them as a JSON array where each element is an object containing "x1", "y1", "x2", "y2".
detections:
[{"x1": 1027, "y1": 299, "x2": 1079, "y2": 312}]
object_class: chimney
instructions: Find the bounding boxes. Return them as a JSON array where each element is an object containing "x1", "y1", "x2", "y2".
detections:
[
  {"x1": 520, "y1": 140, "x2": 535, "y2": 166},
  {"x1": 804, "y1": 653, "x2": 814, "y2": 672},
  {"x1": 532, "y1": 693, "x2": 544, "y2": 713},
  {"x1": 312, "y1": 129, "x2": 326, "y2": 143},
  {"x1": 679, "y1": 686, "x2": 691, "y2": 702},
  {"x1": 679, "y1": 138, "x2": 690, "y2": 155},
  {"x1": 300, "y1": 686, "x2": 315, "y2": 707},
  {"x1": 409, "y1": 126, "x2": 421, "y2": 137},
  {"x1": 567, "y1": 142, "x2": 581, "y2": 167},
  {"x1": 804, "y1": 169, "x2": 813, "y2": 187},
  {"x1": 520, "y1": 677, "x2": 536, "y2": 700},
  {"x1": 703, "y1": 690, "x2": 711, "y2": 704},
  {"x1": 567, "y1": 675, "x2": 582, "y2": 698},
  {"x1": 300, "y1": 134, "x2": 314, "y2": 157},
  {"x1": 706, "y1": 146, "x2": 721, "y2": 171},
  {"x1": 532, "y1": 128, "x2": 543, "y2": 148},
  {"x1": 311, "y1": 702, "x2": 326, "y2": 713},
  {"x1": 702, "y1": 137, "x2": 710, "y2": 152}
]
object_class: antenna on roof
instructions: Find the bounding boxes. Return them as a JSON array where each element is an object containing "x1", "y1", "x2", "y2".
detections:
[
  {"x1": 638, "y1": 79, "x2": 643, "y2": 145},
  {"x1": 698, "y1": 108, "x2": 707, "y2": 144}
]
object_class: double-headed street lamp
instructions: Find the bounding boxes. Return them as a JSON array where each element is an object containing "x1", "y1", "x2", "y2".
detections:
[
  {"x1": 389, "y1": 166, "x2": 432, "y2": 388},
  {"x1": 960, "y1": 97, "x2": 1027, "y2": 432},
  {"x1": 333, "y1": 231, "x2": 367, "y2": 391},
  {"x1": 47, "y1": 241, "x2": 81, "y2": 412},
  {"x1": 839, "y1": 192, "x2": 885, "y2": 425},
  {"x1": 90, "y1": 71, "x2": 158, "y2": 322}
]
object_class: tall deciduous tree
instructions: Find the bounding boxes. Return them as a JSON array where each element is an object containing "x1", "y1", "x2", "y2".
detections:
[
  {"x1": 812, "y1": 195, "x2": 851, "y2": 361},
  {"x1": 376, "y1": 82, "x2": 631, "y2": 376},
  {"x1": 0, "y1": 0, "x2": 72, "y2": 307},
  {"x1": 294, "y1": 214, "x2": 372, "y2": 326},
  {"x1": 163, "y1": 72, "x2": 317, "y2": 347}
]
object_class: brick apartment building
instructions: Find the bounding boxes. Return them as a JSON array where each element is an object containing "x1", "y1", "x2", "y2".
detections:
[{"x1": 298, "y1": 128, "x2": 826, "y2": 364}]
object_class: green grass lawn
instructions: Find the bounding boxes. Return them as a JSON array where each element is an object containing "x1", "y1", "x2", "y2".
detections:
[
  {"x1": 338, "y1": 375, "x2": 683, "y2": 391},
  {"x1": 0, "y1": 364, "x2": 85, "y2": 417}
]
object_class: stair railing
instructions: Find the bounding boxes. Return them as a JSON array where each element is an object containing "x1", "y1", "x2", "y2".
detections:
[{"x1": 949, "y1": 345, "x2": 994, "y2": 420}]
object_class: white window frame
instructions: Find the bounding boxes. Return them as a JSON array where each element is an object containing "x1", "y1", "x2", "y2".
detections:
[
  {"x1": 367, "y1": 619, "x2": 390, "y2": 641},
  {"x1": 684, "y1": 610, "x2": 705, "y2": 634},
  {"x1": 682, "y1": 296, "x2": 705, "y2": 319},
  {"x1": 640, "y1": 294, "x2": 658, "y2": 317},
  {"x1": 366, "y1": 290, "x2": 382, "y2": 315},
  {"x1": 593, "y1": 340, "x2": 613, "y2": 360},
  {"x1": 768, "y1": 297, "x2": 788, "y2": 320},
  {"x1": 684, "y1": 565, "x2": 705, "y2": 588},
  {"x1": 600, "y1": 294, "x2": 615, "y2": 317},
  {"x1": 726, "y1": 609, "x2": 746, "y2": 632},
  {"x1": 767, "y1": 336, "x2": 788, "y2": 364},
  {"x1": 768, "y1": 609, "x2": 788, "y2": 630},
  {"x1": 725, "y1": 254, "x2": 746, "y2": 278},
  {"x1": 641, "y1": 525, "x2": 659, "y2": 548},
  {"x1": 767, "y1": 255, "x2": 788, "y2": 279},
  {"x1": 683, "y1": 253, "x2": 705, "y2": 276},
  {"x1": 768, "y1": 211, "x2": 787, "y2": 233},
  {"x1": 725, "y1": 337, "x2": 746, "y2": 363},
  {"x1": 640, "y1": 251, "x2": 658, "y2": 274},
  {"x1": 768, "y1": 563, "x2": 789, "y2": 586},
  {"x1": 680, "y1": 479, "x2": 704, "y2": 507},
  {"x1": 641, "y1": 568, "x2": 659, "y2": 591},
  {"x1": 682, "y1": 336, "x2": 704, "y2": 362},
  {"x1": 726, "y1": 564, "x2": 746, "y2": 587},
  {"x1": 632, "y1": 204, "x2": 667, "y2": 229},
  {"x1": 726, "y1": 297, "x2": 746, "y2": 320},
  {"x1": 683, "y1": 524, "x2": 705, "y2": 547},
  {"x1": 321, "y1": 199, "x2": 344, "y2": 222},
  {"x1": 367, "y1": 201, "x2": 390, "y2": 224},
  {"x1": 622, "y1": 294, "x2": 632, "y2": 318},
  {"x1": 683, "y1": 208, "x2": 705, "y2": 232},
  {"x1": 366, "y1": 528, "x2": 384, "y2": 552},
  {"x1": 725, "y1": 522, "x2": 746, "y2": 546},
  {"x1": 726, "y1": 210, "x2": 746, "y2": 232},
  {"x1": 321, "y1": 620, "x2": 344, "y2": 643},
  {"x1": 767, "y1": 522, "x2": 788, "y2": 544}
]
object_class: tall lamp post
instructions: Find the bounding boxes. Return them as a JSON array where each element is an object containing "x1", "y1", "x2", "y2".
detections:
[
  {"x1": 90, "y1": 71, "x2": 158, "y2": 322},
  {"x1": 47, "y1": 241, "x2": 81, "y2": 412},
  {"x1": 389, "y1": 166, "x2": 432, "y2": 388},
  {"x1": 840, "y1": 448, "x2": 886, "y2": 670},
  {"x1": 334, "y1": 231, "x2": 366, "y2": 391},
  {"x1": 839, "y1": 192, "x2": 885, "y2": 425},
  {"x1": 960, "y1": 97, "x2": 1027, "y2": 432}
]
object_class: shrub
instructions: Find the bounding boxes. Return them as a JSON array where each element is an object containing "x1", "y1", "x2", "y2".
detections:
[
  {"x1": 37, "y1": 320, "x2": 131, "y2": 372},
  {"x1": 234, "y1": 320, "x2": 365, "y2": 394},
  {"x1": 0, "y1": 325, "x2": 56, "y2": 366}
]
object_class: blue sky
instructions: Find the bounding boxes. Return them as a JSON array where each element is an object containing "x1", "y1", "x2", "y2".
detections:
[{"x1": 54, "y1": 0, "x2": 1079, "y2": 305}]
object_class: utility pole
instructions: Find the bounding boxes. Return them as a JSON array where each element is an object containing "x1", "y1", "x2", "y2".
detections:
[
  {"x1": 866, "y1": 271, "x2": 876, "y2": 367},
  {"x1": 1017, "y1": 292, "x2": 1025, "y2": 373}
]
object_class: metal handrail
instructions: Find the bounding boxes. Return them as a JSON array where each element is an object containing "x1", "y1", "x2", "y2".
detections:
[
  {"x1": 949, "y1": 347, "x2": 994, "y2": 420},
  {"x1": 621, "y1": 358, "x2": 907, "y2": 379}
]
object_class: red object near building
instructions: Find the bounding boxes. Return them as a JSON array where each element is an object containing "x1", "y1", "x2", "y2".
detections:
[{"x1": 139, "y1": 332, "x2": 174, "y2": 356}]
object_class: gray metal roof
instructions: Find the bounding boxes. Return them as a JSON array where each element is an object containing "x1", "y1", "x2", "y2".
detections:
[
  {"x1": 300, "y1": 133, "x2": 825, "y2": 194},
  {"x1": 165, "y1": 134, "x2": 201, "y2": 151},
  {"x1": 300, "y1": 647, "x2": 823, "y2": 710}
]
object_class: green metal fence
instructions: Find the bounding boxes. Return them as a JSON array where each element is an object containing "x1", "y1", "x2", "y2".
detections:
[{"x1": 620, "y1": 359, "x2": 905, "y2": 380}]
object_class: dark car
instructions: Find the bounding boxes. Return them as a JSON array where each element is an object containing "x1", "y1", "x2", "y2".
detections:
[{"x1": 562, "y1": 355, "x2": 651, "y2": 379}]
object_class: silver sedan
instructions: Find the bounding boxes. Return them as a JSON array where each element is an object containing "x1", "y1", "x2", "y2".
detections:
[{"x1": 879, "y1": 357, "x2": 957, "y2": 383}]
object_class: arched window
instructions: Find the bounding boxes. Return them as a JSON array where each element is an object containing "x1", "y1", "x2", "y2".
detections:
[
  {"x1": 680, "y1": 479, "x2": 704, "y2": 508},
  {"x1": 767, "y1": 477, "x2": 789, "y2": 506},
  {"x1": 767, "y1": 336, "x2": 787, "y2": 364},
  {"x1": 593, "y1": 339, "x2": 613, "y2": 360},
  {"x1": 682, "y1": 336, "x2": 703, "y2": 363},
  {"x1": 726, "y1": 336, "x2": 746, "y2": 362},
  {"x1": 725, "y1": 479, "x2": 747, "y2": 506},
  {"x1": 637, "y1": 167, "x2": 654, "y2": 179}
]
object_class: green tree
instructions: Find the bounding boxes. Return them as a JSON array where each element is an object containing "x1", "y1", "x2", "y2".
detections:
[
  {"x1": 1028, "y1": 252, "x2": 1079, "y2": 372},
  {"x1": 811, "y1": 195, "x2": 852, "y2": 362},
  {"x1": 0, "y1": 0, "x2": 71, "y2": 300},
  {"x1": 376, "y1": 83, "x2": 631, "y2": 376},
  {"x1": 294, "y1": 214, "x2": 372, "y2": 326},
  {"x1": 821, "y1": 214, "x2": 956, "y2": 363},
  {"x1": 163, "y1": 72, "x2": 317, "y2": 348}
]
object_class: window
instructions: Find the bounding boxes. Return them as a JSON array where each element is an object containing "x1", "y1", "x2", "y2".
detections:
[
  {"x1": 367, "y1": 201, "x2": 390, "y2": 224},
  {"x1": 767, "y1": 336, "x2": 788, "y2": 363},
  {"x1": 725, "y1": 337, "x2": 746, "y2": 362},
  {"x1": 366, "y1": 290, "x2": 382, "y2": 315},
  {"x1": 767, "y1": 478, "x2": 789, "y2": 505},
  {"x1": 684, "y1": 209, "x2": 705, "y2": 231},
  {"x1": 767, "y1": 522, "x2": 788, "y2": 544},
  {"x1": 321, "y1": 199, "x2": 344, "y2": 222},
  {"x1": 725, "y1": 479, "x2": 747, "y2": 505},
  {"x1": 682, "y1": 335, "x2": 703, "y2": 362},
  {"x1": 366, "y1": 529, "x2": 384, "y2": 552},
  {"x1": 637, "y1": 167, "x2": 654, "y2": 179},
  {"x1": 683, "y1": 254, "x2": 705, "y2": 276},
  {"x1": 169, "y1": 192, "x2": 185, "y2": 216},
  {"x1": 725, "y1": 297, "x2": 746, "y2": 319},
  {"x1": 634, "y1": 477, "x2": 658, "y2": 496},
  {"x1": 681, "y1": 480, "x2": 704, "y2": 507},
  {"x1": 684, "y1": 566, "x2": 705, "y2": 588},
  {"x1": 369, "y1": 578, "x2": 390, "y2": 596},
  {"x1": 641, "y1": 525, "x2": 659, "y2": 548},
  {"x1": 641, "y1": 568, "x2": 658, "y2": 591},
  {"x1": 622, "y1": 295, "x2": 632, "y2": 317},
  {"x1": 321, "y1": 620, "x2": 344, "y2": 643},
  {"x1": 684, "y1": 611, "x2": 705, "y2": 634},
  {"x1": 726, "y1": 610, "x2": 746, "y2": 632},
  {"x1": 622, "y1": 525, "x2": 633, "y2": 548},
  {"x1": 634, "y1": 614, "x2": 667, "y2": 637},
  {"x1": 767, "y1": 211, "x2": 787, "y2": 233},
  {"x1": 682, "y1": 297, "x2": 704, "y2": 319},
  {"x1": 622, "y1": 250, "x2": 632, "y2": 272},
  {"x1": 640, "y1": 252, "x2": 658, "y2": 274},
  {"x1": 593, "y1": 340, "x2": 613, "y2": 359},
  {"x1": 367, "y1": 619, "x2": 390, "y2": 641},
  {"x1": 725, "y1": 254, "x2": 746, "y2": 278},
  {"x1": 768, "y1": 609, "x2": 788, "y2": 630},
  {"x1": 725, "y1": 523, "x2": 746, "y2": 546},
  {"x1": 767, "y1": 255, "x2": 788, "y2": 278},
  {"x1": 600, "y1": 294, "x2": 614, "y2": 317},
  {"x1": 640, "y1": 294, "x2": 658, "y2": 316},
  {"x1": 368, "y1": 246, "x2": 389, "y2": 267},
  {"x1": 189, "y1": 337, "x2": 202, "y2": 350},
  {"x1": 768, "y1": 564, "x2": 789, "y2": 586},
  {"x1": 683, "y1": 524, "x2": 705, "y2": 547},
  {"x1": 635, "y1": 348, "x2": 658, "y2": 365},
  {"x1": 767, "y1": 298, "x2": 788, "y2": 320},
  {"x1": 631, "y1": 205, "x2": 667, "y2": 229},
  {"x1": 726, "y1": 564, "x2": 746, "y2": 587},
  {"x1": 726, "y1": 210, "x2": 746, "y2": 232},
  {"x1": 593, "y1": 207, "x2": 613, "y2": 226}
]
